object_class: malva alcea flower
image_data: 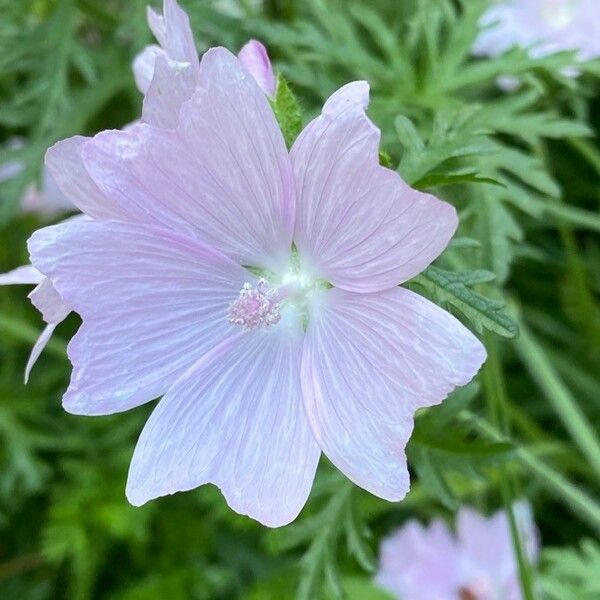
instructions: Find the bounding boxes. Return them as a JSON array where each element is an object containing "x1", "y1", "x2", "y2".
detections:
[
  {"x1": 473, "y1": 0, "x2": 600, "y2": 66},
  {"x1": 29, "y1": 48, "x2": 485, "y2": 526},
  {"x1": 376, "y1": 503, "x2": 539, "y2": 600}
]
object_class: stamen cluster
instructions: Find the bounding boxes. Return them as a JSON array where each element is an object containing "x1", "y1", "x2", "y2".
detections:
[{"x1": 227, "y1": 279, "x2": 282, "y2": 331}]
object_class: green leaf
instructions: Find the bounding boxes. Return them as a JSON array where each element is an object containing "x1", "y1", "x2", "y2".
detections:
[
  {"x1": 474, "y1": 192, "x2": 524, "y2": 285},
  {"x1": 410, "y1": 444, "x2": 458, "y2": 509},
  {"x1": 541, "y1": 540, "x2": 600, "y2": 600},
  {"x1": 414, "y1": 168, "x2": 505, "y2": 189},
  {"x1": 395, "y1": 110, "x2": 494, "y2": 185},
  {"x1": 408, "y1": 382, "x2": 513, "y2": 508},
  {"x1": 411, "y1": 266, "x2": 519, "y2": 338},
  {"x1": 464, "y1": 412, "x2": 600, "y2": 535},
  {"x1": 266, "y1": 480, "x2": 373, "y2": 600},
  {"x1": 344, "y1": 498, "x2": 375, "y2": 573},
  {"x1": 477, "y1": 91, "x2": 592, "y2": 140},
  {"x1": 448, "y1": 237, "x2": 481, "y2": 249},
  {"x1": 332, "y1": 577, "x2": 394, "y2": 600},
  {"x1": 378, "y1": 149, "x2": 393, "y2": 168},
  {"x1": 272, "y1": 73, "x2": 303, "y2": 148}
]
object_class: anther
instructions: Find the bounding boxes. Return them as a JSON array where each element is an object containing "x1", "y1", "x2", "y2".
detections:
[{"x1": 227, "y1": 279, "x2": 282, "y2": 331}]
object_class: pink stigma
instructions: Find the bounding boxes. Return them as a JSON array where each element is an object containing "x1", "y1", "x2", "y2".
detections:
[{"x1": 228, "y1": 279, "x2": 282, "y2": 331}]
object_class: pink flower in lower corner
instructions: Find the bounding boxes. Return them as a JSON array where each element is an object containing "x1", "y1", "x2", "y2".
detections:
[
  {"x1": 376, "y1": 503, "x2": 539, "y2": 600},
  {"x1": 29, "y1": 47, "x2": 485, "y2": 527}
]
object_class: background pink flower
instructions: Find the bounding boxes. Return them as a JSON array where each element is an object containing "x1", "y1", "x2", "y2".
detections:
[
  {"x1": 473, "y1": 0, "x2": 600, "y2": 66},
  {"x1": 376, "y1": 503, "x2": 539, "y2": 600}
]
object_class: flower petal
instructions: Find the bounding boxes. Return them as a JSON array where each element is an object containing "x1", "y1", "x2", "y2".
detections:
[
  {"x1": 141, "y1": 53, "x2": 196, "y2": 128},
  {"x1": 21, "y1": 163, "x2": 74, "y2": 217},
  {"x1": 25, "y1": 323, "x2": 57, "y2": 384},
  {"x1": 376, "y1": 519, "x2": 460, "y2": 598},
  {"x1": 291, "y1": 82, "x2": 458, "y2": 292},
  {"x1": 82, "y1": 48, "x2": 295, "y2": 272},
  {"x1": 45, "y1": 136, "x2": 126, "y2": 220},
  {"x1": 147, "y1": 0, "x2": 199, "y2": 69},
  {"x1": 302, "y1": 286, "x2": 486, "y2": 500},
  {"x1": 0, "y1": 265, "x2": 44, "y2": 285},
  {"x1": 28, "y1": 218, "x2": 250, "y2": 415},
  {"x1": 0, "y1": 265, "x2": 67, "y2": 383},
  {"x1": 126, "y1": 310, "x2": 320, "y2": 527},
  {"x1": 238, "y1": 40, "x2": 276, "y2": 97},
  {"x1": 132, "y1": 44, "x2": 164, "y2": 94},
  {"x1": 28, "y1": 278, "x2": 70, "y2": 324},
  {"x1": 457, "y1": 502, "x2": 539, "y2": 584}
]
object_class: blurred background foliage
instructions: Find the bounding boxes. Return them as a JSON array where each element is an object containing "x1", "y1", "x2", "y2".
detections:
[{"x1": 0, "y1": 0, "x2": 599, "y2": 598}]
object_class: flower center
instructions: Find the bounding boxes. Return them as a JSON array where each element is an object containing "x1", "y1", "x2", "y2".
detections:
[
  {"x1": 458, "y1": 588, "x2": 478, "y2": 600},
  {"x1": 541, "y1": 0, "x2": 577, "y2": 28},
  {"x1": 227, "y1": 279, "x2": 283, "y2": 331},
  {"x1": 457, "y1": 578, "x2": 492, "y2": 600},
  {"x1": 228, "y1": 261, "x2": 327, "y2": 331}
]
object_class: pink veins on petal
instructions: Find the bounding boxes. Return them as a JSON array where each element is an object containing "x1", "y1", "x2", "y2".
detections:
[{"x1": 28, "y1": 3, "x2": 487, "y2": 529}]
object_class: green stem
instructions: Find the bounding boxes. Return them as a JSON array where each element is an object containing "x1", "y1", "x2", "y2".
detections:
[
  {"x1": 464, "y1": 411, "x2": 600, "y2": 535},
  {"x1": 568, "y1": 137, "x2": 600, "y2": 175},
  {"x1": 0, "y1": 553, "x2": 43, "y2": 580},
  {"x1": 541, "y1": 202, "x2": 600, "y2": 234},
  {"x1": 481, "y1": 336, "x2": 535, "y2": 600},
  {"x1": 514, "y1": 323, "x2": 600, "y2": 481}
]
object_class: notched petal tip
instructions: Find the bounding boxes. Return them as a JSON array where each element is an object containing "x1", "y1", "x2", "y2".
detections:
[
  {"x1": 219, "y1": 483, "x2": 305, "y2": 528},
  {"x1": 61, "y1": 392, "x2": 118, "y2": 417},
  {"x1": 199, "y1": 45, "x2": 239, "y2": 70},
  {"x1": 125, "y1": 477, "x2": 305, "y2": 527},
  {"x1": 302, "y1": 287, "x2": 485, "y2": 502}
]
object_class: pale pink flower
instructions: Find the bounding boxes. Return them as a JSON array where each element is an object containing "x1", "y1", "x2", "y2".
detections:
[
  {"x1": 473, "y1": 0, "x2": 600, "y2": 68},
  {"x1": 29, "y1": 42, "x2": 485, "y2": 526},
  {"x1": 376, "y1": 503, "x2": 539, "y2": 600}
]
